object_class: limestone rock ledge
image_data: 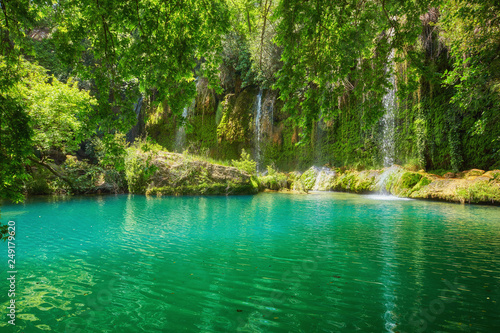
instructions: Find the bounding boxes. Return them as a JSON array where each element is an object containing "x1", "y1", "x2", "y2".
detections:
[
  {"x1": 145, "y1": 152, "x2": 259, "y2": 196},
  {"x1": 260, "y1": 166, "x2": 500, "y2": 205}
]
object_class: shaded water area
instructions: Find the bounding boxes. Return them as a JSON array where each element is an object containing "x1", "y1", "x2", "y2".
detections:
[{"x1": 1, "y1": 193, "x2": 499, "y2": 332}]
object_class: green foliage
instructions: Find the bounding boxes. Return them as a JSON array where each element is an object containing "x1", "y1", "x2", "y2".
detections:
[
  {"x1": 274, "y1": 0, "x2": 432, "y2": 140},
  {"x1": 439, "y1": 0, "x2": 500, "y2": 171},
  {"x1": 53, "y1": 0, "x2": 230, "y2": 131},
  {"x1": 26, "y1": 37, "x2": 72, "y2": 82},
  {"x1": 9, "y1": 61, "x2": 96, "y2": 155},
  {"x1": 1, "y1": 59, "x2": 97, "y2": 205},
  {"x1": 300, "y1": 167, "x2": 318, "y2": 190},
  {"x1": 0, "y1": 0, "x2": 39, "y2": 207},
  {"x1": 394, "y1": 171, "x2": 424, "y2": 196},
  {"x1": 491, "y1": 171, "x2": 500, "y2": 181},
  {"x1": 2, "y1": 0, "x2": 500, "y2": 207},
  {"x1": 266, "y1": 165, "x2": 278, "y2": 176},
  {"x1": 221, "y1": 0, "x2": 282, "y2": 89},
  {"x1": 24, "y1": 155, "x2": 127, "y2": 195},
  {"x1": 90, "y1": 133, "x2": 129, "y2": 172},
  {"x1": 258, "y1": 165, "x2": 288, "y2": 190},
  {"x1": 219, "y1": 32, "x2": 255, "y2": 91},
  {"x1": 124, "y1": 142, "x2": 160, "y2": 194},
  {"x1": 412, "y1": 176, "x2": 432, "y2": 193},
  {"x1": 232, "y1": 149, "x2": 257, "y2": 175},
  {"x1": 401, "y1": 172, "x2": 423, "y2": 189},
  {"x1": 24, "y1": 167, "x2": 53, "y2": 195},
  {"x1": 0, "y1": 93, "x2": 33, "y2": 203},
  {"x1": 325, "y1": 171, "x2": 376, "y2": 194},
  {"x1": 215, "y1": 102, "x2": 224, "y2": 125},
  {"x1": 59, "y1": 157, "x2": 103, "y2": 193},
  {"x1": 456, "y1": 181, "x2": 500, "y2": 204},
  {"x1": 217, "y1": 96, "x2": 241, "y2": 143}
]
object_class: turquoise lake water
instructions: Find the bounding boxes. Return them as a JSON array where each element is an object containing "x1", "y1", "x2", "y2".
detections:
[{"x1": 0, "y1": 193, "x2": 499, "y2": 332}]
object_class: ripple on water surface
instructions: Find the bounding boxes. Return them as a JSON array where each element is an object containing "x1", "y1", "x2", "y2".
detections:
[{"x1": 0, "y1": 193, "x2": 499, "y2": 332}]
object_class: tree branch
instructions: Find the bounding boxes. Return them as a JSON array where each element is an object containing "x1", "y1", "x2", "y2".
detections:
[{"x1": 28, "y1": 156, "x2": 76, "y2": 191}]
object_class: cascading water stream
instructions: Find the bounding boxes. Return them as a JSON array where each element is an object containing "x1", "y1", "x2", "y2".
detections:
[
  {"x1": 381, "y1": 50, "x2": 397, "y2": 167},
  {"x1": 175, "y1": 78, "x2": 200, "y2": 153},
  {"x1": 175, "y1": 107, "x2": 189, "y2": 152},
  {"x1": 312, "y1": 167, "x2": 337, "y2": 191},
  {"x1": 175, "y1": 100, "x2": 195, "y2": 153},
  {"x1": 254, "y1": 89, "x2": 263, "y2": 171},
  {"x1": 134, "y1": 96, "x2": 143, "y2": 119},
  {"x1": 126, "y1": 96, "x2": 144, "y2": 142}
]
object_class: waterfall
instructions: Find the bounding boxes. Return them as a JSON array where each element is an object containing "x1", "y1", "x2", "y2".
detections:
[
  {"x1": 376, "y1": 165, "x2": 401, "y2": 196},
  {"x1": 381, "y1": 50, "x2": 397, "y2": 167},
  {"x1": 314, "y1": 110, "x2": 326, "y2": 164},
  {"x1": 268, "y1": 95, "x2": 274, "y2": 131},
  {"x1": 377, "y1": 167, "x2": 393, "y2": 194},
  {"x1": 254, "y1": 89, "x2": 263, "y2": 171},
  {"x1": 254, "y1": 89, "x2": 276, "y2": 172},
  {"x1": 134, "y1": 96, "x2": 143, "y2": 119},
  {"x1": 175, "y1": 100, "x2": 195, "y2": 153},
  {"x1": 312, "y1": 167, "x2": 336, "y2": 191},
  {"x1": 174, "y1": 78, "x2": 200, "y2": 153},
  {"x1": 126, "y1": 96, "x2": 144, "y2": 143}
]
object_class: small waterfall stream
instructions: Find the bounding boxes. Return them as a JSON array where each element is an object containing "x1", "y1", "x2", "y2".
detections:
[
  {"x1": 254, "y1": 89, "x2": 275, "y2": 172},
  {"x1": 312, "y1": 167, "x2": 336, "y2": 191},
  {"x1": 381, "y1": 50, "x2": 397, "y2": 167},
  {"x1": 175, "y1": 78, "x2": 200, "y2": 153},
  {"x1": 377, "y1": 167, "x2": 395, "y2": 194},
  {"x1": 175, "y1": 100, "x2": 195, "y2": 152},
  {"x1": 134, "y1": 96, "x2": 143, "y2": 118},
  {"x1": 125, "y1": 96, "x2": 144, "y2": 142},
  {"x1": 254, "y1": 89, "x2": 263, "y2": 170}
]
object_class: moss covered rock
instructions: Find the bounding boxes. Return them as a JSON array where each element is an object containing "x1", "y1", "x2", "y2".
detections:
[
  {"x1": 145, "y1": 151, "x2": 258, "y2": 196},
  {"x1": 217, "y1": 88, "x2": 256, "y2": 144},
  {"x1": 284, "y1": 165, "x2": 500, "y2": 205}
]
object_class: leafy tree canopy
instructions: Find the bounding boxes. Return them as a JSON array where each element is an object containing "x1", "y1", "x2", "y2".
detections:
[
  {"x1": 6, "y1": 60, "x2": 96, "y2": 157},
  {"x1": 274, "y1": 0, "x2": 436, "y2": 140},
  {"x1": 52, "y1": 0, "x2": 230, "y2": 131}
]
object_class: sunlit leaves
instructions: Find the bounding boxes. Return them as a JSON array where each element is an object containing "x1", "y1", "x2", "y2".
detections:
[{"x1": 8, "y1": 61, "x2": 96, "y2": 156}]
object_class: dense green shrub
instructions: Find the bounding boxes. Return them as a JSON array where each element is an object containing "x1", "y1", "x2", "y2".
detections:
[
  {"x1": 258, "y1": 165, "x2": 288, "y2": 190},
  {"x1": 456, "y1": 181, "x2": 500, "y2": 204},
  {"x1": 124, "y1": 141, "x2": 161, "y2": 194},
  {"x1": 232, "y1": 149, "x2": 257, "y2": 175}
]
